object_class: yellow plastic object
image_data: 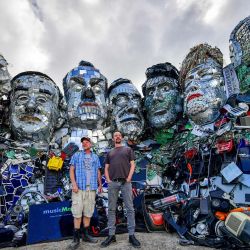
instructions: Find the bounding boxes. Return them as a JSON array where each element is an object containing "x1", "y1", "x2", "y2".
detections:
[{"x1": 47, "y1": 156, "x2": 64, "y2": 171}]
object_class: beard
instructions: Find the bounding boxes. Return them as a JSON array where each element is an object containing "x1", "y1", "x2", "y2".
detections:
[
  {"x1": 115, "y1": 138, "x2": 122, "y2": 144},
  {"x1": 117, "y1": 119, "x2": 143, "y2": 141},
  {"x1": 149, "y1": 111, "x2": 176, "y2": 129}
]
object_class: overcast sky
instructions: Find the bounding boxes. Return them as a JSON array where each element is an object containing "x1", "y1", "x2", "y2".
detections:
[{"x1": 0, "y1": 0, "x2": 249, "y2": 94}]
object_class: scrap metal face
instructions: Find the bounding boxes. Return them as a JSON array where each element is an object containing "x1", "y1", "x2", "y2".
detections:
[
  {"x1": 63, "y1": 62, "x2": 107, "y2": 129},
  {"x1": 109, "y1": 79, "x2": 144, "y2": 141},
  {"x1": 143, "y1": 63, "x2": 181, "y2": 129},
  {"x1": 184, "y1": 59, "x2": 226, "y2": 125},
  {"x1": 144, "y1": 76, "x2": 181, "y2": 129},
  {"x1": 230, "y1": 15, "x2": 250, "y2": 94},
  {"x1": 0, "y1": 54, "x2": 11, "y2": 98},
  {"x1": 10, "y1": 72, "x2": 60, "y2": 143}
]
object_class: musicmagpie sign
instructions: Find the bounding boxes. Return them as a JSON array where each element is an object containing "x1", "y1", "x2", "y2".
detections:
[{"x1": 27, "y1": 201, "x2": 73, "y2": 244}]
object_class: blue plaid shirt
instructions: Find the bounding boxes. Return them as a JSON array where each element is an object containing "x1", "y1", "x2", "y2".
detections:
[{"x1": 70, "y1": 151, "x2": 101, "y2": 191}]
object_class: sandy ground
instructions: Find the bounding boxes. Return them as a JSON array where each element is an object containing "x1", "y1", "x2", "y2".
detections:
[{"x1": 4, "y1": 232, "x2": 215, "y2": 250}]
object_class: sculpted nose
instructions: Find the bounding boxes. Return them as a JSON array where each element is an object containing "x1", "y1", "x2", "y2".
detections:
[
  {"x1": 82, "y1": 87, "x2": 95, "y2": 100},
  {"x1": 153, "y1": 89, "x2": 163, "y2": 101},
  {"x1": 127, "y1": 99, "x2": 139, "y2": 112},
  {"x1": 26, "y1": 98, "x2": 36, "y2": 112},
  {"x1": 131, "y1": 103, "x2": 138, "y2": 112},
  {"x1": 127, "y1": 105, "x2": 137, "y2": 113}
]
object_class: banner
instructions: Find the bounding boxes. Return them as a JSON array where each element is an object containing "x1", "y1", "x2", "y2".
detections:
[{"x1": 27, "y1": 201, "x2": 73, "y2": 244}]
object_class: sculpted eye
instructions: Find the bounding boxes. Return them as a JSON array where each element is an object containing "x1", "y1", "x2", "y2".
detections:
[
  {"x1": 36, "y1": 96, "x2": 47, "y2": 104},
  {"x1": 93, "y1": 85, "x2": 101, "y2": 94},
  {"x1": 17, "y1": 95, "x2": 28, "y2": 102},
  {"x1": 73, "y1": 84, "x2": 82, "y2": 92},
  {"x1": 186, "y1": 85, "x2": 198, "y2": 92},
  {"x1": 162, "y1": 86, "x2": 170, "y2": 92},
  {"x1": 116, "y1": 96, "x2": 127, "y2": 107},
  {"x1": 187, "y1": 75, "x2": 194, "y2": 80},
  {"x1": 148, "y1": 90, "x2": 154, "y2": 95}
]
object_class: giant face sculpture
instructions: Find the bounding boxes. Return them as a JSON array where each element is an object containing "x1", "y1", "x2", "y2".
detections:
[
  {"x1": 108, "y1": 78, "x2": 144, "y2": 141},
  {"x1": 10, "y1": 72, "x2": 62, "y2": 144},
  {"x1": 63, "y1": 61, "x2": 108, "y2": 129},
  {"x1": 142, "y1": 63, "x2": 182, "y2": 129},
  {"x1": 180, "y1": 44, "x2": 226, "y2": 125},
  {"x1": 230, "y1": 15, "x2": 250, "y2": 95}
]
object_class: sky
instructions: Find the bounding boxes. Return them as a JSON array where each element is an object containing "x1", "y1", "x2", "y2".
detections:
[{"x1": 0, "y1": 0, "x2": 250, "y2": 94}]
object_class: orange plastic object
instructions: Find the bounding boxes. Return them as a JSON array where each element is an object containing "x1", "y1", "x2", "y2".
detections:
[{"x1": 215, "y1": 207, "x2": 250, "y2": 221}]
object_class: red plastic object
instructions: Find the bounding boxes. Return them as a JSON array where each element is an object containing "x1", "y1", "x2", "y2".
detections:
[
  {"x1": 60, "y1": 152, "x2": 67, "y2": 160},
  {"x1": 149, "y1": 213, "x2": 164, "y2": 226},
  {"x1": 184, "y1": 148, "x2": 198, "y2": 159},
  {"x1": 215, "y1": 139, "x2": 234, "y2": 153},
  {"x1": 214, "y1": 117, "x2": 229, "y2": 128}
]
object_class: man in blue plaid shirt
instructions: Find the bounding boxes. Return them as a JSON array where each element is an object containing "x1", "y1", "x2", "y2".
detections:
[{"x1": 68, "y1": 136, "x2": 102, "y2": 250}]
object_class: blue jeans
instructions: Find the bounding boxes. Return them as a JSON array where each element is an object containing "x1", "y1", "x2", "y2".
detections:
[{"x1": 108, "y1": 181, "x2": 135, "y2": 235}]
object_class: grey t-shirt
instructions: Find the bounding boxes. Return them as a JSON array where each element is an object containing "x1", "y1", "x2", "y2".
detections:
[
  {"x1": 105, "y1": 146, "x2": 135, "y2": 180},
  {"x1": 84, "y1": 154, "x2": 92, "y2": 186}
]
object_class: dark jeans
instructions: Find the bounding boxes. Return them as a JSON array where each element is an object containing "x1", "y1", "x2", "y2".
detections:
[{"x1": 108, "y1": 181, "x2": 135, "y2": 235}]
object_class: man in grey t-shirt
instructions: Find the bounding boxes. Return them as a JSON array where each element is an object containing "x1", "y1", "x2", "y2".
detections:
[{"x1": 100, "y1": 131, "x2": 141, "y2": 248}]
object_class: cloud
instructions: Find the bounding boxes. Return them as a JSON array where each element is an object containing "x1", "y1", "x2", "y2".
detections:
[
  {"x1": 0, "y1": 0, "x2": 249, "y2": 95},
  {"x1": 0, "y1": 0, "x2": 48, "y2": 77}
]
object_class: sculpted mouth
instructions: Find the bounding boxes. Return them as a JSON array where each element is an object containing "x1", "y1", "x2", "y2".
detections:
[
  {"x1": 187, "y1": 93, "x2": 203, "y2": 102},
  {"x1": 78, "y1": 108, "x2": 101, "y2": 117},
  {"x1": 19, "y1": 115, "x2": 42, "y2": 122},
  {"x1": 77, "y1": 102, "x2": 102, "y2": 117},
  {"x1": 118, "y1": 113, "x2": 141, "y2": 123},
  {"x1": 80, "y1": 102, "x2": 98, "y2": 107},
  {"x1": 120, "y1": 116, "x2": 140, "y2": 123},
  {"x1": 153, "y1": 109, "x2": 166, "y2": 116}
]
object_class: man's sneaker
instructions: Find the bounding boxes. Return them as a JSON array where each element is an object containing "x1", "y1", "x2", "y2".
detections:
[
  {"x1": 129, "y1": 235, "x2": 141, "y2": 248},
  {"x1": 100, "y1": 235, "x2": 116, "y2": 248}
]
